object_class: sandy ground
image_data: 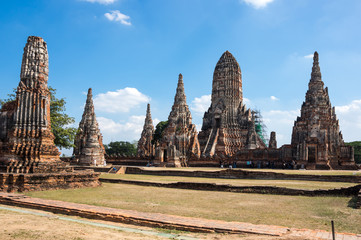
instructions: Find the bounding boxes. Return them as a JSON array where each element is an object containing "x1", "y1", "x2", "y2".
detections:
[{"x1": 0, "y1": 205, "x2": 312, "y2": 240}]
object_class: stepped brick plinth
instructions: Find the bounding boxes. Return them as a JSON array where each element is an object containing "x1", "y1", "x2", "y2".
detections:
[
  {"x1": 73, "y1": 88, "x2": 105, "y2": 166},
  {"x1": 155, "y1": 74, "x2": 200, "y2": 167},
  {"x1": 198, "y1": 51, "x2": 266, "y2": 157},
  {"x1": 291, "y1": 52, "x2": 355, "y2": 169},
  {"x1": 137, "y1": 103, "x2": 155, "y2": 159}
]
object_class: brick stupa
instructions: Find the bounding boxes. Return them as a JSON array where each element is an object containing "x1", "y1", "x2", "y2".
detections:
[
  {"x1": 291, "y1": 52, "x2": 355, "y2": 169},
  {"x1": 137, "y1": 103, "x2": 155, "y2": 159},
  {"x1": 155, "y1": 74, "x2": 200, "y2": 167},
  {"x1": 73, "y1": 88, "x2": 105, "y2": 166}
]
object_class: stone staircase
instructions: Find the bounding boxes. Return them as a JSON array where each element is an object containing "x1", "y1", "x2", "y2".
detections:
[{"x1": 203, "y1": 128, "x2": 219, "y2": 156}]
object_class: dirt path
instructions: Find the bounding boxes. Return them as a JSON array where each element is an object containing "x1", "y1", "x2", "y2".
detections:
[{"x1": 0, "y1": 205, "x2": 311, "y2": 240}]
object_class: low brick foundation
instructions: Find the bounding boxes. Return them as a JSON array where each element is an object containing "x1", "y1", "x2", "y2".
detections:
[
  {"x1": 125, "y1": 167, "x2": 361, "y2": 183},
  {"x1": 100, "y1": 178, "x2": 361, "y2": 197},
  {"x1": 0, "y1": 171, "x2": 101, "y2": 192}
]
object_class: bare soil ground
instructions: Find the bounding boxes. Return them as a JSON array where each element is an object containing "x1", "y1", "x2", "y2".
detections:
[{"x1": 0, "y1": 206, "x2": 311, "y2": 240}]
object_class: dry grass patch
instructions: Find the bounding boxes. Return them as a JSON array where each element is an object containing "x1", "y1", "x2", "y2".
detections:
[
  {"x1": 100, "y1": 173, "x2": 358, "y2": 190},
  {"x1": 25, "y1": 183, "x2": 361, "y2": 234}
]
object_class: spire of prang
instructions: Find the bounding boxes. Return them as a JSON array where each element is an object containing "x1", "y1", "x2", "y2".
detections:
[
  {"x1": 174, "y1": 73, "x2": 186, "y2": 105},
  {"x1": 311, "y1": 51, "x2": 322, "y2": 82},
  {"x1": 144, "y1": 103, "x2": 154, "y2": 127}
]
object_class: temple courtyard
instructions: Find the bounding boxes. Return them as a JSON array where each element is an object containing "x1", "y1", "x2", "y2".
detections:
[{"x1": 0, "y1": 167, "x2": 359, "y2": 239}]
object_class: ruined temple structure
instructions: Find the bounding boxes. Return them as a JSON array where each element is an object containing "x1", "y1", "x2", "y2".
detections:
[
  {"x1": 0, "y1": 36, "x2": 63, "y2": 173},
  {"x1": 155, "y1": 74, "x2": 200, "y2": 167},
  {"x1": 0, "y1": 36, "x2": 100, "y2": 191},
  {"x1": 73, "y1": 88, "x2": 105, "y2": 166},
  {"x1": 137, "y1": 103, "x2": 155, "y2": 159},
  {"x1": 291, "y1": 52, "x2": 355, "y2": 169},
  {"x1": 198, "y1": 51, "x2": 266, "y2": 157},
  {"x1": 269, "y1": 131, "x2": 277, "y2": 149}
]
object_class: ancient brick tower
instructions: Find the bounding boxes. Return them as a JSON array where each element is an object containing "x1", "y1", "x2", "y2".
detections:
[
  {"x1": 73, "y1": 88, "x2": 105, "y2": 166},
  {"x1": 137, "y1": 103, "x2": 155, "y2": 158},
  {"x1": 155, "y1": 74, "x2": 200, "y2": 167},
  {"x1": 291, "y1": 52, "x2": 354, "y2": 169},
  {"x1": 0, "y1": 36, "x2": 61, "y2": 168},
  {"x1": 198, "y1": 51, "x2": 266, "y2": 157},
  {"x1": 268, "y1": 131, "x2": 277, "y2": 149}
]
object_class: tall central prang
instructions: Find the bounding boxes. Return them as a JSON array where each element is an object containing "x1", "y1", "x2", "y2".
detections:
[{"x1": 198, "y1": 51, "x2": 265, "y2": 157}]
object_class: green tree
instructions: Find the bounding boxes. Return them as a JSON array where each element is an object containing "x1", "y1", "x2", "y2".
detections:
[
  {"x1": 0, "y1": 87, "x2": 77, "y2": 150},
  {"x1": 104, "y1": 141, "x2": 137, "y2": 156},
  {"x1": 48, "y1": 87, "x2": 77, "y2": 149},
  {"x1": 345, "y1": 141, "x2": 361, "y2": 164},
  {"x1": 152, "y1": 121, "x2": 168, "y2": 145}
]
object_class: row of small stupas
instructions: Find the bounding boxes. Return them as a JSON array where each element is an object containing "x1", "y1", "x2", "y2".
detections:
[
  {"x1": 137, "y1": 51, "x2": 356, "y2": 169},
  {"x1": 0, "y1": 36, "x2": 100, "y2": 191}
]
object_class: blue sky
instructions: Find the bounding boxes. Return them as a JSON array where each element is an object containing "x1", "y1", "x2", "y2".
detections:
[{"x1": 1, "y1": 0, "x2": 361, "y2": 155}]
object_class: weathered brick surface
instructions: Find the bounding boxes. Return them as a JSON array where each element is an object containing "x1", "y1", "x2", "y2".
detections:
[
  {"x1": 125, "y1": 167, "x2": 361, "y2": 183},
  {"x1": 137, "y1": 103, "x2": 155, "y2": 159},
  {"x1": 73, "y1": 88, "x2": 105, "y2": 166},
  {"x1": 155, "y1": 74, "x2": 200, "y2": 167},
  {"x1": 198, "y1": 51, "x2": 266, "y2": 157},
  {"x1": 0, "y1": 171, "x2": 100, "y2": 192},
  {"x1": 0, "y1": 36, "x2": 60, "y2": 167},
  {"x1": 291, "y1": 52, "x2": 355, "y2": 169},
  {"x1": 100, "y1": 178, "x2": 361, "y2": 197}
]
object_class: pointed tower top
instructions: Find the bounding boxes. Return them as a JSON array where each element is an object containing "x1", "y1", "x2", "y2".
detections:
[
  {"x1": 174, "y1": 73, "x2": 186, "y2": 105},
  {"x1": 142, "y1": 103, "x2": 154, "y2": 130},
  {"x1": 86, "y1": 88, "x2": 94, "y2": 105},
  {"x1": 311, "y1": 51, "x2": 322, "y2": 82},
  {"x1": 146, "y1": 103, "x2": 152, "y2": 119}
]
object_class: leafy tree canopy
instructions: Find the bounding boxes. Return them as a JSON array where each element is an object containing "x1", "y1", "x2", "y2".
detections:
[
  {"x1": 0, "y1": 86, "x2": 77, "y2": 150},
  {"x1": 152, "y1": 121, "x2": 168, "y2": 145},
  {"x1": 104, "y1": 141, "x2": 137, "y2": 156}
]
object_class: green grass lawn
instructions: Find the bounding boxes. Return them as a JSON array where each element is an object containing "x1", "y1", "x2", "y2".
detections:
[
  {"x1": 25, "y1": 183, "x2": 361, "y2": 234},
  {"x1": 140, "y1": 167, "x2": 361, "y2": 175},
  {"x1": 100, "y1": 173, "x2": 359, "y2": 190}
]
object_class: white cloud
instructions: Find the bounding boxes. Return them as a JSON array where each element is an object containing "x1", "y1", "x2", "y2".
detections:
[
  {"x1": 243, "y1": 97, "x2": 251, "y2": 105},
  {"x1": 191, "y1": 94, "x2": 211, "y2": 116},
  {"x1": 304, "y1": 54, "x2": 314, "y2": 59},
  {"x1": 335, "y1": 99, "x2": 361, "y2": 142},
  {"x1": 97, "y1": 116, "x2": 144, "y2": 143},
  {"x1": 83, "y1": 0, "x2": 116, "y2": 4},
  {"x1": 98, "y1": 115, "x2": 161, "y2": 143},
  {"x1": 104, "y1": 10, "x2": 131, "y2": 25},
  {"x1": 94, "y1": 87, "x2": 150, "y2": 113},
  {"x1": 270, "y1": 96, "x2": 279, "y2": 101},
  {"x1": 242, "y1": 0, "x2": 274, "y2": 9},
  {"x1": 263, "y1": 109, "x2": 299, "y2": 145}
]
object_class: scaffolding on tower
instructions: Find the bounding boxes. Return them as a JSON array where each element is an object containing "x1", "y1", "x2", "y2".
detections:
[{"x1": 252, "y1": 109, "x2": 269, "y2": 145}]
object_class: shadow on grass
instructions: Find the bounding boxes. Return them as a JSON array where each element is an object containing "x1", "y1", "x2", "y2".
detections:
[{"x1": 347, "y1": 196, "x2": 359, "y2": 208}]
